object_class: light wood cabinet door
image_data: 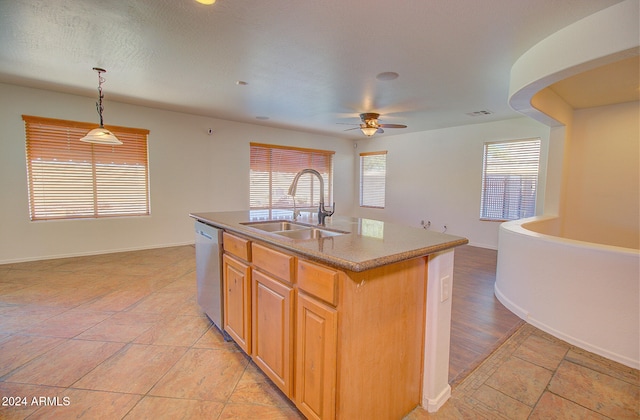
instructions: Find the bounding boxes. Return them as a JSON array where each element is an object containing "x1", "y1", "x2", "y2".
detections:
[
  {"x1": 252, "y1": 269, "x2": 294, "y2": 396},
  {"x1": 222, "y1": 254, "x2": 251, "y2": 353},
  {"x1": 295, "y1": 292, "x2": 337, "y2": 420}
]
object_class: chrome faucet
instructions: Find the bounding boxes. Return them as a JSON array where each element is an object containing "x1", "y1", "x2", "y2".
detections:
[{"x1": 288, "y1": 168, "x2": 335, "y2": 226}]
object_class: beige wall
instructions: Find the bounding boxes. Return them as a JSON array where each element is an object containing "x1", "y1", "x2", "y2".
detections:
[
  {"x1": 562, "y1": 101, "x2": 639, "y2": 248},
  {"x1": 352, "y1": 117, "x2": 551, "y2": 249},
  {"x1": 0, "y1": 83, "x2": 354, "y2": 263}
]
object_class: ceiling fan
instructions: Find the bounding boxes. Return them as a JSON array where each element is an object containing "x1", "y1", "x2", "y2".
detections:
[{"x1": 341, "y1": 113, "x2": 407, "y2": 137}]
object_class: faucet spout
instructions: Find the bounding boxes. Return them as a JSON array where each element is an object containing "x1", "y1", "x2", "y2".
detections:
[{"x1": 288, "y1": 168, "x2": 334, "y2": 225}]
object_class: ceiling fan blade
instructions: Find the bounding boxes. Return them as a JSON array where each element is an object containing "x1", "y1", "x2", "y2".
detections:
[
  {"x1": 336, "y1": 122, "x2": 359, "y2": 126},
  {"x1": 343, "y1": 127, "x2": 360, "y2": 131},
  {"x1": 378, "y1": 124, "x2": 407, "y2": 129},
  {"x1": 377, "y1": 128, "x2": 384, "y2": 134}
]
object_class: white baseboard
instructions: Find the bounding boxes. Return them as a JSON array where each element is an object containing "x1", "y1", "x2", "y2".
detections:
[
  {"x1": 495, "y1": 283, "x2": 639, "y2": 369},
  {"x1": 423, "y1": 384, "x2": 451, "y2": 413},
  {"x1": 0, "y1": 241, "x2": 195, "y2": 265}
]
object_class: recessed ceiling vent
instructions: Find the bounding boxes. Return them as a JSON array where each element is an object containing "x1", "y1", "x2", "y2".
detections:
[{"x1": 466, "y1": 110, "x2": 493, "y2": 116}]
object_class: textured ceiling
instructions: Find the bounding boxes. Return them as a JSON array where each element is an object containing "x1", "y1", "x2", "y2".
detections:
[{"x1": 0, "y1": 0, "x2": 629, "y2": 139}]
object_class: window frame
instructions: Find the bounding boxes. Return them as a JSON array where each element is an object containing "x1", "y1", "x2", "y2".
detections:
[
  {"x1": 23, "y1": 115, "x2": 150, "y2": 221},
  {"x1": 359, "y1": 150, "x2": 387, "y2": 209},
  {"x1": 249, "y1": 143, "x2": 334, "y2": 218},
  {"x1": 480, "y1": 138, "x2": 541, "y2": 222}
]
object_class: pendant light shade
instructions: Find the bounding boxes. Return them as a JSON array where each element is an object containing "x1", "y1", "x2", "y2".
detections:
[
  {"x1": 80, "y1": 127, "x2": 122, "y2": 145},
  {"x1": 80, "y1": 67, "x2": 122, "y2": 145}
]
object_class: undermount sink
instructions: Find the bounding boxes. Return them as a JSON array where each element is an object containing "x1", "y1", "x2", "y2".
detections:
[
  {"x1": 241, "y1": 220, "x2": 349, "y2": 240},
  {"x1": 274, "y1": 228, "x2": 345, "y2": 240},
  {"x1": 241, "y1": 221, "x2": 308, "y2": 232}
]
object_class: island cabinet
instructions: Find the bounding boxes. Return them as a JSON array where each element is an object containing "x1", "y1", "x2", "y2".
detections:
[
  {"x1": 221, "y1": 233, "x2": 252, "y2": 354},
  {"x1": 296, "y1": 261, "x2": 338, "y2": 420},
  {"x1": 251, "y1": 243, "x2": 296, "y2": 397},
  {"x1": 221, "y1": 232, "x2": 427, "y2": 420}
]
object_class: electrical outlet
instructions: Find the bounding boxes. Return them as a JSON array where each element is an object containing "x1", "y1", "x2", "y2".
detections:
[{"x1": 440, "y1": 275, "x2": 451, "y2": 302}]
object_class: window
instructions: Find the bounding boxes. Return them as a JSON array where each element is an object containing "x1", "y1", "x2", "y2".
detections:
[
  {"x1": 23, "y1": 115, "x2": 150, "y2": 221},
  {"x1": 250, "y1": 143, "x2": 334, "y2": 217},
  {"x1": 359, "y1": 151, "x2": 387, "y2": 208},
  {"x1": 480, "y1": 138, "x2": 541, "y2": 221}
]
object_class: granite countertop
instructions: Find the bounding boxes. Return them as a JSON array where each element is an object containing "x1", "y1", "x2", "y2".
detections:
[{"x1": 190, "y1": 211, "x2": 468, "y2": 272}]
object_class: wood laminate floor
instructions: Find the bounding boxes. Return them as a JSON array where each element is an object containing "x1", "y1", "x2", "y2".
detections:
[{"x1": 448, "y1": 245, "x2": 524, "y2": 386}]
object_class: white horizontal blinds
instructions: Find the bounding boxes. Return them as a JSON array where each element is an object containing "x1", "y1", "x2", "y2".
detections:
[
  {"x1": 481, "y1": 138, "x2": 541, "y2": 221},
  {"x1": 360, "y1": 151, "x2": 387, "y2": 208},
  {"x1": 23, "y1": 115, "x2": 150, "y2": 221},
  {"x1": 250, "y1": 143, "x2": 334, "y2": 210}
]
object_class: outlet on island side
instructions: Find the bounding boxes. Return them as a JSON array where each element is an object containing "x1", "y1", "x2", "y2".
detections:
[{"x1": 440, "y1": 275, "x2": 451, "y2": 302}]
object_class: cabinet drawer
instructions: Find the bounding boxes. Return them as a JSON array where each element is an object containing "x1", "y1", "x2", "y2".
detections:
[
  {"x1": 297, "y1": 260, "x2": 338, "y2": 306},
  {"x1": 223, "y1": 232, "x2": 251, "y2": 261},
  {"x1": 252, "y1": 243, "x2": 295, "y2": 283}
]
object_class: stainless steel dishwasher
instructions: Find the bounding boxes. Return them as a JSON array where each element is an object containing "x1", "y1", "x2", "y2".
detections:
[{"x1": 195, "y1": 221, "x2": 227, "y2": 337}]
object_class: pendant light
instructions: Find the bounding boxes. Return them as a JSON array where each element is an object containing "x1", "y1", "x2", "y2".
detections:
[{"x1": 80, "y1": 67, "x2": 122, "y2": 145}]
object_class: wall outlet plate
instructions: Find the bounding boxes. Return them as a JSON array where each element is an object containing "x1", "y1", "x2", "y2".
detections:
[{"x1": 440, "y1": 275, "x2": 451, "y2": 302}]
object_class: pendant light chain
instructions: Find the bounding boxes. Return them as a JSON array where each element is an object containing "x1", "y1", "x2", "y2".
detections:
[{"x1": 94, "y1": 67, "x2": 106, "y2": 128}]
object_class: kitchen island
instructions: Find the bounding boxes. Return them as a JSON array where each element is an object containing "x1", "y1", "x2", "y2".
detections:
[{"x1": 190, "y1": 211, "x2": 468, "y2": 418}]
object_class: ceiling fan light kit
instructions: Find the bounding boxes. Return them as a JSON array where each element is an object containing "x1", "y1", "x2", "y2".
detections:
[
  {"x1": 360, "y1": 126, "x2": 379, "y2": 137},
  {"x1": 354, "y1": 113, "x2": 407, "y2": 137}
]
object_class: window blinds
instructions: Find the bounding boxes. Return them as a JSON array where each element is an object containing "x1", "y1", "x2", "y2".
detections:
[
  {"x1": 480, "y1": 138, "x2": 541, "y2": 221},
  {"x1": 250, "y1": 143, "x2": 334, "y2": 211},
  {"x1": 360, "y1": 151, "x2": 387, "y2": 208},
  {"x1": 23, "y1": 115, "x2": 150, "y2": 221}
]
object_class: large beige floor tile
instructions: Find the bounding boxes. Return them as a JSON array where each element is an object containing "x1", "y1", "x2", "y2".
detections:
[
  {"x1": 77, "y1": 288, "x2": 150, "y2": 312},
  {"x1": 124, "y1": 396, "x2": 225, "y2": 420},
  {"x1": 150, "y1": 347, "x2": 249, "y2": 401},
  {"x1": 27, "y1": 388, "x2": 141, "y2": 420},
  {"x1": 0, "y1": 335, "x2": 65, "y2": 376},
  {"x1": 0, "y1": 282, "x2": 31, "y2": 296},
  {"x1": 193, "y1": 325, "x2": 240, "y2": 350},
  {"x1": 548, "y1": 360, "x2": 640, "y2": 419},
  {"x1": 565, "y1": 348, "x2": 640, "y2": 386},
  {"x1": 471, "y1": 384, "x2": 531, "y2": 419},
  {"x1": 529, "y1": 391, "x2": 608, "y2": 419},
  {"x1": 229, "y1": 362, "x2": 297, "y2": 409},
  {"x1": 0, "y1": 285, "x2": 64, "y2": 305},
  {"x1": 512, "y1": 333, "x2": 569, "y2": 371},
  {"x1": 76, "y1": 312, "x2": 162, "y2": 342},
  {"x1": 128, "y1": 291, "x2": 191, "y2": 315},
  {"x1": 0, "y1": 304, "x2": 68, "y2": 333},
  {"x1": 19, "y1": 308, "x2": 113, "y2": 338},
  {"x1": 5, "y1": 339, "x2": 124, "y2": 387},
  {"x1": 218, "y1": 402, "x2": 304, "y2": 420},
  {"x1": 0, "y1": 382, "x2": 65, "y2": 419},
  {"x1": 485, "y1": 356, "x2": 553, "y2": 406},
  {"x1": 73, "y1": 343, "x2": 186, "y2": 394},
  {"x1": 134, "y1": 314, "x2": 210, "y2": 346}
]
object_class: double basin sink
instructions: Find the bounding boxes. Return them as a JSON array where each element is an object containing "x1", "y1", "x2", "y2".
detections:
[{"x1": 241, "y1": 220, "x2": 349, "y2": 240}]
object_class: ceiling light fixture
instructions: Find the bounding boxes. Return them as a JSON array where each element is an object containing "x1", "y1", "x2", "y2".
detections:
[
  {"x1": 80, "y1": 67, "x2": 122, "y2": 145},
  {"x1": 195, "y1": 0, "x2": 216, "y2": 5},
  {"x1": 360, "y1": 126, "x2": 378, "y2": 137},
  {"x1": 376, "y1": 71, "x2": 399, "y2": 81}
]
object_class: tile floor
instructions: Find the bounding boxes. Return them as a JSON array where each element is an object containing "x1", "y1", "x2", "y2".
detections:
[
  {"x1": 0, "y1": 245, "x2": 638, "y2": 419},
  {"x1": 408, "y1": 323, "x2": 639, "y2": 419}
]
